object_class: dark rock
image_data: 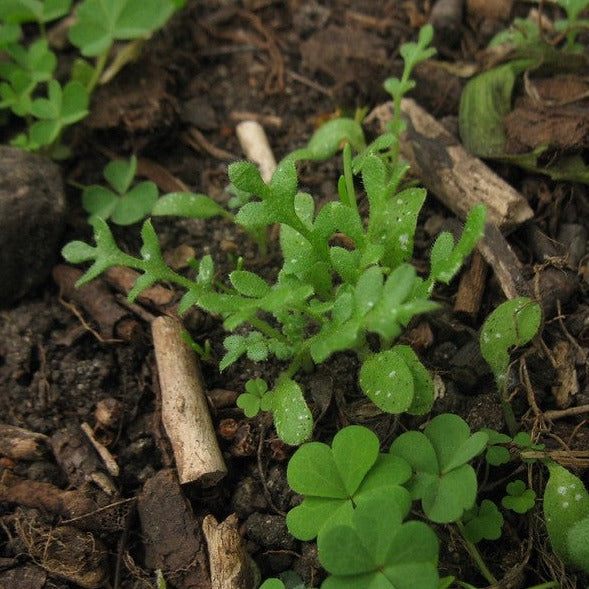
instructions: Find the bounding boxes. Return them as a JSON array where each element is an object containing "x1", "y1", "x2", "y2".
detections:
[
  {"x1": 244, "y1": 513, "x2": 296, "y2": 551},
  {"x1": 0, "y1": 147, "x2": 65, "y2": 306}
]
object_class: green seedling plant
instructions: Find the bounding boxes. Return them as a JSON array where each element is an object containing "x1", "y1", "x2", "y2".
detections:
[
  {"x1": 285, "y1": 425, "x2": 412, "y2": 541},
  {"x1": 259, "y1": 571, "x2": 315, "y2": 589},
  {"x1": 502, "y1": 480, "x2": 536, "y2": 514},
  {"x1": 483, "y1": 429, "x2": 544, "y2": 466},
  {"x1": 480, "y1": 296, "x2": 542, "y2": 434},
  {"x1": 63, "y1": 24, "x2": 487, "y2": 444},
  {"x1": 236, "y1": 377, "x2": 273, "y2": 418},
  {"x1": 461, "y1": 499, "x2": 503, "y2": 543},
  {"x1": 543, "y1": 461, "x2": 589, "y2": 574},
  {"x1": 459, "y1": 0, "x2": 589, "y2": 183},
  {"x1": 0, "y1": 0, "x2": 183, "y2": 154},
  {"x1": 282, "y1": 414, "x2": 553, "y2": 587},
  {"x1": 280, "y1": 414, "x2": 570, "y2": 587},
  {"x1": 389, "y1": 413, "x2": 488, "y2": 524}
]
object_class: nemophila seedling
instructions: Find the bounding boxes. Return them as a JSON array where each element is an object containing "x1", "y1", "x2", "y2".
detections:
[
  {"x1": 543, "y1": 461, "x2": 589, "y2": 574},
  {"x1": 64, "y1": 25, "x2": 487, "y2": 444},
  {"x1": 480, "y1": 297, "x2": 542, "y2": 389},
  {"x1": 480, "y1": 296, "x2": 542, "y2": 434}
]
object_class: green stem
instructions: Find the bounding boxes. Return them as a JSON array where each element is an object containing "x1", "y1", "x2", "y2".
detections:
[
  {"x1": 455, "y1": 521, "x2": 498, "y2": 586},
  {"x1": 499, "y1": 385, "x2": 519, "y2": 437},
  {"x1": 342, "y1": 143, "x2": 358, "y2": 216},
  {"x1": 86, "y1": 50, "x2": 109, "y2": 95},
  {"x1": 248, "y1": 315, "x2": 289, "y2": 345}
]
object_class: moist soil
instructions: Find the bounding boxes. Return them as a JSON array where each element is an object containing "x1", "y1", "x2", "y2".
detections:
[{"x1": 1, "y1": 1, "x2": 589, "y2": 588}]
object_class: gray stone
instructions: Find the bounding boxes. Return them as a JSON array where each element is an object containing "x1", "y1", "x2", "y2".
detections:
[{"x1": 0, "y1": 147, "x2": 66, "y2": 306}]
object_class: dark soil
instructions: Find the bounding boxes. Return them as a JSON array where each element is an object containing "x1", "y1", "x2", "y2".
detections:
[{"x1": 1, "y1": 1, "x2": 589, "y2": 588}]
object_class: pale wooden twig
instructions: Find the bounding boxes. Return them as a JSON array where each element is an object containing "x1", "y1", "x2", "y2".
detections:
[
  {"x1": 236, "y1": 120, "x2": 277, "y2": 183},
  {"x1": 366, "y1": 99, "x2": 534, "y2": 231},
  {"x1": 151, "y1": 316, "x2": 227, "y2": 486}
]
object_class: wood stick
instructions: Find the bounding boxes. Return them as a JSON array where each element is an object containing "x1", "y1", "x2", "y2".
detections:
[
  {"x1": 236, "y1": 120, "x2": 277, "y2": 183},
  {"x1": 0, "y1": 424, "x2": 50, "y2": 461},
  {"x1": 478, "y1": 223, "x2": 532, "y2": 299},
  {"x1": 454, "y1": 248, "x2": 488, "y2": 316},
  {"x1": 53, "y1": 264, "x2": 142, "y2": 341},
  {"x1": 366, "y1": 99, "x2": 534, "y2": 231},
  {"x1": 202, "y1": 514, "x2": 259, "y2": 589},
  {"x1": 151, "y1": 316, "x2": 227, "y2": 486}
]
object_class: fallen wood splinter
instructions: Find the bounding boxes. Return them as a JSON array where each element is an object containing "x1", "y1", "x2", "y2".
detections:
[{"x1": 151, "y1": 316, "x2": 227, "y2": 486}]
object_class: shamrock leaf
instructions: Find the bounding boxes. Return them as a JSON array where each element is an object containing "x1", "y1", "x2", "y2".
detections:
[
  {"x1": 390, "y1": 413, "x2": 488, "y2": 523},
  {"x1": 236, "y1": 378, "x2": 273, "y2": 418},
  {"x1": 318, "y1": 494, "x2": 439, "y2": 589},
  {"x1": 82, "y1": 155, "x2": 158, "y2": 225},
  {"x1": 502, "y1": 480, "x2": 536, "y2": 514},
  {"x1": 68, "y1": 0, "x2": 176, "y2": 56},
  {"x1": 462, "y1": 499, "x2": 503, "y2": 543},
  {"x1": 287, "y1": 425, "x2": 411, "y2": 540}
]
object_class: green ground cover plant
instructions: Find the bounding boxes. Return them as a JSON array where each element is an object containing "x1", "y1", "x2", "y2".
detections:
[
  {"x1": 63, "y1": 24, "x2": 487, "y2": 444},
  {"x1": 0, "y1": 0, "x2": 183, "y2": 155},
  {"x1": 58, "y1": 18, "x2": 583, "y2": 586}
]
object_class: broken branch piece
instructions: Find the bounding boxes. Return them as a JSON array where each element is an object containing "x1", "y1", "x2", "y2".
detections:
[{"x1": 151, "y1": 316, "x2": 227, "y2": 486}]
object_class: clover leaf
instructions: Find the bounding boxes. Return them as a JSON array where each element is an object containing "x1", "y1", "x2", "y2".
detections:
[
  {"x1": 236, "y1": 378, "x2": 273, "y2": 418},
  {"x1": 82, "y1": 155, "x2": 159, "y2": 225},
  {"x1": 462, "y1": 499, "x2": 503, "y2": 543},
  {"x1": 68, "y1": 0, "x2": 176, "y2": 57},
  {"x1": 390, "y1": 414, "x2": 488, "y2": 523},
  {"x1": 480, "y1": 297, "x2": 542, "y2": 388},
  {"x1": 482, "y1": 429, "x2": 512, "y2": 466},
  {"x1": 0, "y1": 39, "x2": 56, "y2": 115},
  {"x1": 26, "y1": 79, "x2": 88, "y2": 148},
  {"x1": 318, "y1": 494, "x2": 439, "y2": 589},
  {"x1": 287, "y1": 425, "x2": 411, "y2": 540},
  {"x1": 502, "y1": 480, "x2": 536, "y2": 514}
]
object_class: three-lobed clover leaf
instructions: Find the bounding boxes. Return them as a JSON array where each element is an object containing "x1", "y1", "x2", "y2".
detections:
[
  {"x1": 236, "y1": 378, "x2": 273, "y2": 418},
  {"x1": 502, "y1": 480, "x2": 536, "y2": 514},
  {"x1": 82, "y1": 155, "x2": 158, "y2": 225},
  {"x1": 462, "y1": 499, "x2": 503, "y2": 543},
  {"x1": 480, "y1": 297, "x2": 542, "y2": 389},
  {"x1": 287, "y1": 425, "x2": 412, "y2": 540},
  {"x1": 390, "y1": 413, "x2": 488, "y2": 523},
  {"x1": 318, "y1": 494, "x2": 439, "y2": 589},
  {"x1": 68, "y1": 0, "x2": 176, "y2": 57}
]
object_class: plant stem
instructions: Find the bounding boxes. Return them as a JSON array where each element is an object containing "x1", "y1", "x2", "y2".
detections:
[
  {"x1": 455, "y1": 521, "x2": 498, "y2": 586},
  {"x1": 248, "y1": 316, "x2": 289, "y2": 345},
  {"x1": 342, "y1": 143, "x2": 358, "y2": 216},
  {"x1": 86, "y1": 51, "x2": 109, "y2": 95},
  {"x1": 499, "y1": 386, "x2": 519, "y2": 437}
]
